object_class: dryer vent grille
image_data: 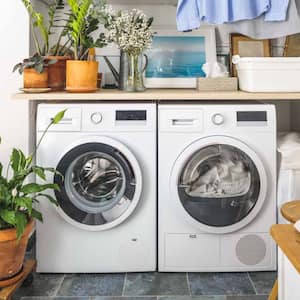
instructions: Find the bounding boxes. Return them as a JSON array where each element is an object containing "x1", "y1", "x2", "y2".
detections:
[{"x1": 236, "y1": 234, "x2": 266, "y2": 266}]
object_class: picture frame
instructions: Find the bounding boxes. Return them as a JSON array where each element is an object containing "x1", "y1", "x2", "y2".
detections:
[
  {"x1": 230, "y1": 33, "x2": 271, "y2": 77},
  {"x1": 284, "y1": 33, "x2": 300, "y2": 56},
  {"x1": 144, "y1": 27, "x2": 217, "y2": 89}
]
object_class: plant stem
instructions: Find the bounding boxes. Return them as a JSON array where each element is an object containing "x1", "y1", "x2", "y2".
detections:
[
  {"x1": 31, "y1": 23, "x2": 42, "y2": 55},
  {"x1": 31, "y1": 121, "x2": 53, "y2": 160}
]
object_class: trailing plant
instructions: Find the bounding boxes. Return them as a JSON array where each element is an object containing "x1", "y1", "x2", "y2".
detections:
[
  {"x1": 13, "y1": 53, "x2": 57, "y2": 74},
  {"x1": 0, "y1": 110, "x2": 66, "y2": 239},
  {"x1": 67, "y1": 0, "x2": 107, "y2": 60},
  {"x1": 21, "y1": 0, "x2": 71, "y2": 56}
]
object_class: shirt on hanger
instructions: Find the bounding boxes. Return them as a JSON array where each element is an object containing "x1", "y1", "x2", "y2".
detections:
[{"x1": 177, "y1": 0, "x2": 291, "y2": 31}]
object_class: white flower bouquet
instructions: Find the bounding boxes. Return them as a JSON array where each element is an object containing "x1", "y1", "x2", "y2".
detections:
[{"x1": 104, "y1": 8, "x2": 154, "y2": 55}]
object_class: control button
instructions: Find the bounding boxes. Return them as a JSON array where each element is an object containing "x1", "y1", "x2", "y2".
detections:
[
  {"x1": 212, "y1": 113, "x2": 225, "y2": 125},
  {"x1": 91, "y1": 112, "x2": 103, "y2": 124}
]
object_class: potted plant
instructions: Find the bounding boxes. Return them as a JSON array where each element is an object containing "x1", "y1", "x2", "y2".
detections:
[
  {"x1": 13, "y1": 54, "x2": 56, "y2": 89},
  {"x1": 16, "y1": 0, "x2": 72, "y2": 90},
  {"x1": 0, "y1": 110, "x2": 65, "y2": 286},
  {"x1": 65, "y1": 0, "x2": 107, "y2": 92}
]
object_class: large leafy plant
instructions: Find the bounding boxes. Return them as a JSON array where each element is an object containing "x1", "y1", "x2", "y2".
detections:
[
  {"x1": 21, "y1": 0, "x2": 71, "y2": 56},
  {"x1": 0, "y1": 110, "x2": 66, "y2": 239},
  {"x1": 67, "y1": 0, "x2": 107, "y2": 60}
]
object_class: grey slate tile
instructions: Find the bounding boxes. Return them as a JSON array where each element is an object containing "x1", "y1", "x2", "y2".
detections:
[
  {"x1": 93, "y1": 297, "x2": 157, "y2": 300},
  {"x1": 21, "y1": 298, "x2": 89, "y2": 300},
  {"x1": 188, "y1": 273, "x2": 255, "y2": 296},
  {"x1": 248, "y1": 272, "x2": 277, "y2": 295},
  {"x1": 226, "y1": 296, "x2": 268, "y2": 300},
  {"x1": 158, "y1": 297, "x2": 226, "y2": 300},
  {"x1": 20, "y1": 298, "x2": 52, "y2": 300},
  {"x1": 13, "y1": 274, "x2": 64, "y2": 300},
  {"x1": 124, "y1": 272, "x2": 189, "y2": 296},
  {"x1": 56, "y1": 274, "x2": 125, "y2": 297}
]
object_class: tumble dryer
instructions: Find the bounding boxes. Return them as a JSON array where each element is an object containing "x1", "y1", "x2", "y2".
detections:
[
  {"x1": 158, "y1": 103, "x2": 277, "y2": 272},
  {"x1": 36, "y1": 103, "x2": 156, "y2": 273}
]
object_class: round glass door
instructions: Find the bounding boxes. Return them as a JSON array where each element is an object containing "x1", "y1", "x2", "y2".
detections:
[
  {"x1": 54, "y1": 141, "x2": 141, "y2": 230},
  {"x1": 172, "y1": 137, "x2": 267, "y2": 233}
]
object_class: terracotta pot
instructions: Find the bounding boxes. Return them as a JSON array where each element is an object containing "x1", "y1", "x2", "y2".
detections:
[
  {"x1": 66, "y1": 60, "x2": 98, "y2": 93},
  {"x1": 24, "y1": 67, "x2": 48, "y2": 88},
  {"x1": 47, "y1": 56, "x2": 69, "y2": 91},
  {"x1": 0, "y1": 219, "x2": 34, "y2": 285}
]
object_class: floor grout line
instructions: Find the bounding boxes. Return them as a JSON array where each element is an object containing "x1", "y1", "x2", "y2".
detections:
[
  {"x1": 186, "y1": 272, "x2": 192, "y2": 296},
  {"x1": 53, "y1": 274, "x2": 66, "y2": 297},
  {"x1": 247, "y1": 272, "x2": 258, "y2": 295},
  {"x1": 121, "y1": 272, "x2": 127, "y2": 296}
]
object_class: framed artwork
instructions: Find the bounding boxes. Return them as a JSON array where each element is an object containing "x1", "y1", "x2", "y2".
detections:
[
  {"x1": 284, "y1": 34, "x2": 300, "y2": 56},
  {"x1": 144, "y1": 27, "x2": 217, "y2": 88},
  {"x1": 230, "y1": 33, "x2": 271, "y2": 77}
]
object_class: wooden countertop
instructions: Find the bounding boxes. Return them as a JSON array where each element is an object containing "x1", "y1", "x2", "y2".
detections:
[
  {"x1": 281, "y1": 200, "x2": 300, "y2": 223},
  {"x1": 271, "y1": 224, "x2": 300, "y2": 273},
  {"x1": 12, "y1": 89, "x2": 300, "y2": 101}
]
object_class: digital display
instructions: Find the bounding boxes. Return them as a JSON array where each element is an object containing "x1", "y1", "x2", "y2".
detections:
[
  {"x1": 237, "y1": 111, "x2": 267, "y2": 122},
  {"x1": 116, "y1": 110, "x2": 147, "y2": 121}
]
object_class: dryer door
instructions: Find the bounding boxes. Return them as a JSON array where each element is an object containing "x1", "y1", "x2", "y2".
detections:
[
  {"x1": 54, "y1": 136, "x2": 142, "y2": 231},
  {"x1": 171, "y1": 136, "x2": 268, "y2": 234}
]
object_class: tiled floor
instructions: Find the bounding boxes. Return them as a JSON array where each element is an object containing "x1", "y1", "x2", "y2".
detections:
[
  {"x1": 13, "y1": 271, "x2": 276, "y2": 300},
  {"x1": 16, "y1": 239, "x2": 276, "y2": 300}
]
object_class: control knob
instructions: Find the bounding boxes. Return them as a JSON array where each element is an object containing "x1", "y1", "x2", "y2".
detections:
[
  {"x1": 212, "y1": 113, "x2": 225, "y2": 125},
  {"x1": 91, "y1": 112, "x2": 103, "y2": 124}
]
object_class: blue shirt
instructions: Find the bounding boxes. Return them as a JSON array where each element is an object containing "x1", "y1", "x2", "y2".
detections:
[{"x1": 177, "y1": 0, "x2": 290, "y2": 31}]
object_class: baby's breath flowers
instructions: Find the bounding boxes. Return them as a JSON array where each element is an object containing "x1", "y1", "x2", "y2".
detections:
[{"x1": 104, "y1": 8, "x2": 154, "y2": 56}]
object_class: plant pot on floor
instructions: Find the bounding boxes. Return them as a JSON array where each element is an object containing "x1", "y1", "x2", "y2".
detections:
[
  {"x1": 0, "y1": 219, "x2": 34, "y2": 286},
  {"x1": 66, "y1": 60, "x2": 99, "y2": 93},
  {"x1": 47, "y1": 56, "x2": 69, "y2": 91},
  {"x1": 24, "y1": 67, "x2": 48, "y2": 89}
]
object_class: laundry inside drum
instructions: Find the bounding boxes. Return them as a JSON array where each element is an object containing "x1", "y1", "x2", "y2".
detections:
[{"x1": 180, "y1": 145, "x2": 253, "y2": 199}]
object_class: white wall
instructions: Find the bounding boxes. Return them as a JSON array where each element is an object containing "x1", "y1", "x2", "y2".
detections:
[{"x1": 0, "y1": 1, "x2": 30, "y2": 169}]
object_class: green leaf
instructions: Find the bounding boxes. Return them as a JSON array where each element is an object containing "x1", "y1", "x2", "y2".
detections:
[
  {"x1": 26, "y1": 155, "x2": 33, "y2": 168},
  {"x1": 15, "y1": 197, "x2": 33, "y2": 214},
  {"x1": 21, "y1": 183, "x2": 60, "y2": 195},
  {"x1": 52, "y1": 109, "x2": 66, "y2": 124},
  {"x1": 15, "y1": 212, "x2": 28, "y2": 240},
  {"x1": 35, "y1": 62, "x2": 44, "y2": 73},
  {"x1": 10, "y1": 148, "x2": 26, "y2": 174},
  {"x1": 0, "y1": 162, "x2": 2, "y2": 177},
  {"x1": 0, "y1": 210, "x2": 16, "y2": 226},
  {"x1": 36, "y1": 193, "x2": 58, "y2": 206},
  {"x1": 32, "y1": 166, "x2": 46, "y2": 180},
  {"x1": 32, "y1": 208, "x2": 43, "y2": 222},
  {"x1": 13, "y1": 63, "x2": 23, "y2": 73}
]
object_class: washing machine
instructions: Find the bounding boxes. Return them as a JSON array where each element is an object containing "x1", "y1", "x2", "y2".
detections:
[
  {"x1": 158, "y1": 103, "x2": 277, "y2": 272},
  {"x1": 36, "y1": 103, "x2": 156, "y2": 273}
]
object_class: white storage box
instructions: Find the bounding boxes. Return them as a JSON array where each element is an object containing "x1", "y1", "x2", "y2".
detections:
[{"x1": 233, "y1": 56, "x2": 300, "y2": 92}]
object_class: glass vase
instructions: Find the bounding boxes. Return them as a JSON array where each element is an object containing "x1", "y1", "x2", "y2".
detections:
[{"x1": 125, "y1": 52, "x2": 148, "y2": 92}]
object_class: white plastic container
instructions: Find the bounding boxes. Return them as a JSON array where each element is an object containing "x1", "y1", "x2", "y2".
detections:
[{"x1": 233, "y1": 56, "x2": 300, "y2": 92}]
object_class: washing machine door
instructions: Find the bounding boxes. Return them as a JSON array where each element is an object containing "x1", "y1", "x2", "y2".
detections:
[
  {"x1": 54, "y1": 136, "x2": 142, "y2": 231},
  {"x1": 171, "y1": 136, "x2": 268, "y2": 234}
]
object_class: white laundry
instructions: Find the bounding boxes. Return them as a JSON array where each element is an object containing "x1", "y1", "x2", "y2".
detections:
[
  {"x1": 187, "y1": 158, "x2": 251, "y2": 198},
  {"x1": 278, "y1": 131, "x2": 300, "y2": 170}
]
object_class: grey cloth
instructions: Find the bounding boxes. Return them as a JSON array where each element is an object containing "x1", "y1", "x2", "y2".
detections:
[{"x1": 220, "y1": 0, "x2": 300, "y2": 39}]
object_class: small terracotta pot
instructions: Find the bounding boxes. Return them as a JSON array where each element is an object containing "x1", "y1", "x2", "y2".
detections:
[
  {"x1": 24, "y1": 67, "x2": 48, "y2": 88},
  {"x1": 66, "y1": 60, "x2": 98, "y2": 93},
  {"x1": 47, "y1": 56, "x2": 69, "y2": 91},
  {"x1": 0, "y1": 219, "x2": 34, "y2": 285}
]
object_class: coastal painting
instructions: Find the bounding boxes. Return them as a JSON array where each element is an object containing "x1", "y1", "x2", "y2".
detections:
[{"x1": 146, "y1": 36, "x2": 207, "y2": 78}]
